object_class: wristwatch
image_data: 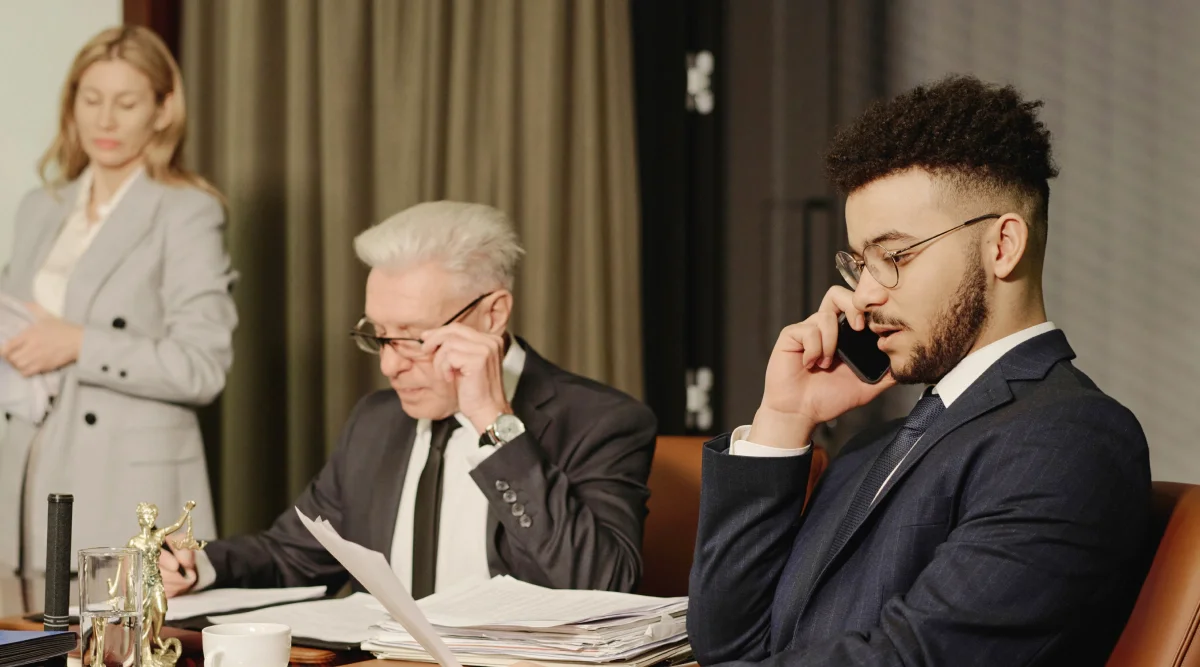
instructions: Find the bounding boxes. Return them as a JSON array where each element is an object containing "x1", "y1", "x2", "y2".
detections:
[{"x1": 481, "y1": 413, "x2": 526, "y2": 447}]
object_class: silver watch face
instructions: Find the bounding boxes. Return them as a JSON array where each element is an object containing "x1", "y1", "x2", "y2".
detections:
[{"x1": 493, "y1": 413, "x2": 526, "y2": 442}]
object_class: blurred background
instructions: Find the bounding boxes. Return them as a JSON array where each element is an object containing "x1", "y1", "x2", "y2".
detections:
[{"x1": 1, "y1": 0, "x2": 1197, "y2": 540}]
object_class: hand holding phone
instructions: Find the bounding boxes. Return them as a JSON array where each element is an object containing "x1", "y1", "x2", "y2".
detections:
[{"x1": 752, "y1": 286, "x2": 896, "y2": 449}]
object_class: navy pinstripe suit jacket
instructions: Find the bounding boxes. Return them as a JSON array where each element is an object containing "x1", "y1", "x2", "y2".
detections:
[{"x1": 688, "y1": 330, "x2": 1152, "y2": 666}]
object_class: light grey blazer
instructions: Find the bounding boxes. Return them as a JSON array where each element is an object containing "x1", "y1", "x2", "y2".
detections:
[{"x1": 0, "y1": 174, "x2": 236, "y2": 572}]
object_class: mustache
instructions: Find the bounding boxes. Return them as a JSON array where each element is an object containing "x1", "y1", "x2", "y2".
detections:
[{"x1": 866, "y1": 311, "x2": 908, "y2": 329}]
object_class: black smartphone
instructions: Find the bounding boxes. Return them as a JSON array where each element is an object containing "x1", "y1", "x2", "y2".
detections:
[{"x1": 835, "y1": 313, "x2": 892, "y2": 384}]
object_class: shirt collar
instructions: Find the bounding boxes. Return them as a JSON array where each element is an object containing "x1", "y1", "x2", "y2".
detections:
[
  {"x1": 75, "y1": 165, "x2": 146, "y2": 218},
  {"x1": 933, "y1": 321, "x2": 1058, "y2": 408}
]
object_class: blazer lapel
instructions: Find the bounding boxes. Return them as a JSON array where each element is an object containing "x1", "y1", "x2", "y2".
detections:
[
  {"x1": 796, "y1": 329, "x2": 1077, "y2": 622},
  {"x1": 869, "y1": 372, "x2": 1012, "y2": 509},
  {"x1": 14, "y1": 184, "x2": 81, "y2": 300},
  {"x1": 62, "y1": 175, "x2": 162, "y2": 322},
  {"x1": 508, "y1": 338, "x2": 556, "y2": 445},
  {"x1": 368, "y1": 405, "x2": 418, "y2": 560}
]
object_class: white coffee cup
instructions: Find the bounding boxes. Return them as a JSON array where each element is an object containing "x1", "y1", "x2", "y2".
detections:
[{"x1": 202, "y1": 622, "x2": 291, "y2": 667}]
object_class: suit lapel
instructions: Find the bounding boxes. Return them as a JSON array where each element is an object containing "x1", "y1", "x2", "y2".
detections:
[
  {"x1": 62, "y1": 174, "x2": 162, "y2": 322},
  {"x1": 869, "y1": 371, "x2": 1012, "y2": 510},
  {"x1": 368, "y1": 405, "x2": 418, "y2": 559},
  {"x1": 15, "y1": 184, "x2": 81, "y2": 300},
  {"x1": 508, "y1": 338, "x2": 555, "y2": 445},
  {"x1": 794, "y1": 329, "x2": 1077, "y2": 623}
]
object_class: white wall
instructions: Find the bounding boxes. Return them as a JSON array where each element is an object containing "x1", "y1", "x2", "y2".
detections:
[
  {"x1": 890, "y1": 0, "x2": 1200, "y2": 483},
  {"x1": 0, "y1": 0, "x2": 122, "y2": 264},
  {"x1": 0, "y1": 1, "x2": 120, "y2": 450}
]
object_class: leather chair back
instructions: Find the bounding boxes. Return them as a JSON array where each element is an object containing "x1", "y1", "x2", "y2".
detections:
[
  {"x1": 1108, "y1": 481, "x2": 1200, "y2": 666},
  {"x1": 639, "y1": 435, "x2": 828, "y2": 597}
]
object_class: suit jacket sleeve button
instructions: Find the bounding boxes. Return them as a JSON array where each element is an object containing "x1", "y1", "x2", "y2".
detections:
[
  {"x1": 495, "y1": 480, "x2": 510, "y2": 491},
  {"x1": 84, "y1": 413, "x2": 97, "y2": 425},
  {"x1": 511, "y1": 503, "x2": 525, "y2": 517},
  {"x1": 502, "y1": 490, "x2": 517, "y2": 503},
  {"x1": 519, "y1": 515, "x2": 533, "y2": 528}
]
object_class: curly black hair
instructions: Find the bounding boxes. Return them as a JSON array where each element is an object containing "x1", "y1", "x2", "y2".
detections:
[{"x1": 826, "y1": 75, "x2": 1058, "y2": 246}]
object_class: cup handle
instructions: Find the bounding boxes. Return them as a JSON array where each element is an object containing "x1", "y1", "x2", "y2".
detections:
[{"x1": 204, "y1": 649, "x2": 223, "y2": 667}]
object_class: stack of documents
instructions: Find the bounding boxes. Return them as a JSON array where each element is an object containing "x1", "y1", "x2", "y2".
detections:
[
  {"x1": 0, "y1": 630, "x2": 76, "y2": 667},
  {"x1": 363, "y1": 576, "x2": 690, "y2": 667},
  {"x1": 279, "y1": 509, "x2": 691, "y2": 667}
]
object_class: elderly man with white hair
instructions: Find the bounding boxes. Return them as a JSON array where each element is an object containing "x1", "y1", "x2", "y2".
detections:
[{"x1": 158, "y1": 201, "x2": 657, "y2": 597}]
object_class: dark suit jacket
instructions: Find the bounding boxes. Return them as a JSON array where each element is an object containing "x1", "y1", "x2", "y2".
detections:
[
  {"x1": 688, "y1": 331, "x2": 1152, "y2": 666},
  {"x1": 205, "y1": 340, "x2": 657, "y2": 593}
]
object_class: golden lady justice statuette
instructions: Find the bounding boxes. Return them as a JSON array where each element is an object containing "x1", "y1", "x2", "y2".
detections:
[{"x1": 110, "y1": 501, "x2": 207, "y2": 667}]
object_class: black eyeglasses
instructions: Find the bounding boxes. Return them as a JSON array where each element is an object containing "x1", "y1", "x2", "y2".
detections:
[
  {"x1": 350, "y1": 291, "x2": 494, "y2": 356},
  {"x1": 835, "y1": 213, "x2": 1001, "y2": 289}
]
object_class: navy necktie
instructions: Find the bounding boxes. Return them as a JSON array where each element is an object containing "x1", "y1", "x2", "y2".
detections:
[{"x1": 822, "y1": 389, "x2": 945, "y2": 570}]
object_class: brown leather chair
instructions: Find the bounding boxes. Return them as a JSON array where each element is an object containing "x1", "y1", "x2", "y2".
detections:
[
  {"x1": 638, "y1": 435, "x2": 828, "y2": 597},
  {"x1": 1108, "y1": 481, "x2": 1200, "y2": 666}
]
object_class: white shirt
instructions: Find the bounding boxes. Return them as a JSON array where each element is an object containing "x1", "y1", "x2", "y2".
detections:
[
  {"x1": 391, "y1": 340, "x2": 527, "y2": 594},
  {"x1": 32, "y1": 166, "x2": 144, "y2": 317},
  {"x1": 192, "y1": 339, "x2": 528, "y2": 593},
  {"x1": 730, "y1": 322, "x2": 1060, "y2": 498}
]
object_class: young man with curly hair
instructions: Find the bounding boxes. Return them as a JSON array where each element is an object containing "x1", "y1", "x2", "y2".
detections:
[{"x1": 688, "y1": 76, "x2": 1151, "y2": 666}]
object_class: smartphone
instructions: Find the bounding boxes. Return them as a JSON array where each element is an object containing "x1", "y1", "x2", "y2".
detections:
[{"x1": 835, "y1": 313, "x2": 892, "y2": 384}]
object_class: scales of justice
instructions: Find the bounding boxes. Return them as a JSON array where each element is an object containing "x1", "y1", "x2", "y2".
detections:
[{"x1": 88, "y1": 500, "x2": 207, "y2": 667}]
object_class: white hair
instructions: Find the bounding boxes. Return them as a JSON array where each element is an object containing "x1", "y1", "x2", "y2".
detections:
[{"x1": 354, "y1": 201, "x2": 525, "y2": 291}]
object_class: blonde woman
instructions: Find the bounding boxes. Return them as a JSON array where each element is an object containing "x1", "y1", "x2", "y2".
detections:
[{"x1": 0, "y1": 26, "x2": 235, "y2": 585}]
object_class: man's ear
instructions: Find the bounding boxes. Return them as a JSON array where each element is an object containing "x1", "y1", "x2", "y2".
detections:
[
  {"x1": 989, "y1": 213, "x2": 1030, "y2": 279},
  {"x1": 482, "y1": 290, "x2": 514, "y2": 335}
]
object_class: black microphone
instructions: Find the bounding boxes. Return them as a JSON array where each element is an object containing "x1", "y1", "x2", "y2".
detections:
[{"x1": 44, "y1": 493, "x2": 74, "y2": 666}]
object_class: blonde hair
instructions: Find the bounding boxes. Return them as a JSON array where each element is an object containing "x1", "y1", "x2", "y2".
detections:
[
  {"x1": 39, "y1": 25, "x2": 219, "y2": 199},
  {"x1": 355, "y1": 201, "x2": 525, "y2": 292}
]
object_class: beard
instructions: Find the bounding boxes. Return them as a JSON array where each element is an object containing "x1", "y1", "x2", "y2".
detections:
[{"x1": 890, "y1": 257, "x2": 990, "y2": 385}]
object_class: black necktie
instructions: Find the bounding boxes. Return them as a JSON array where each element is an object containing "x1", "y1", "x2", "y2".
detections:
[
  {"x1": 821, "y1": 389, "x2": 945, "y2": 570},
  {"x1": 411, "y1": 417, "x2": 461, "y2": 599}
]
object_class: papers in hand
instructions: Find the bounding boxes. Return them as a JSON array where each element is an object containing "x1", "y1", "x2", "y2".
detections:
[
  {"x1": 295, "y1": 508, "x2": 462, "y2": 667},
  {"x1": 0, "y1": 294, "x2": 61, "y2": 425}
]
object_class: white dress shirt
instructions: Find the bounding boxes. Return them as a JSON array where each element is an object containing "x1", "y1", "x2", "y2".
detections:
[
  {"x1": 390, "y1": 340, "x2": 527, "y2": 594},
  {"x1": 32, "y1": 166, "x2": 144, "y2": 317},
  {"x1": 730, "y1": 322, "x2": 1060, "y2": 499}
]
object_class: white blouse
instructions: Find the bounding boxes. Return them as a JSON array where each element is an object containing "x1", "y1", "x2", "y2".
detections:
[{"x1": 32, "y1": 166, "x2": 145, "y2": 317}]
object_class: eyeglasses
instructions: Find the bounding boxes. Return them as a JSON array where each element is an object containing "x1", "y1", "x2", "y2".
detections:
[
  {"x1": 350, "y1": 291, "x2": 494, "y2": 356},
  {"x1": 835, "y1": 213, "x2": 1000, "y2": 289}
]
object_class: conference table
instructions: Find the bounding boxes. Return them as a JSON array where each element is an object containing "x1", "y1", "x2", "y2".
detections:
[{"x1": 0, "y1": 574, "x2": 413, "y2": 666}]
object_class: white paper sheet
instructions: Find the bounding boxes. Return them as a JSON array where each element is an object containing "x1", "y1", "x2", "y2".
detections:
[
  {"x1": 367, "y1": 577, "x2": 689, "y2": 666},
  {"x1": 295, "y1": 508, "x2": 463, "y2": 667},
  {"x1": 209, "y1": 592, "x2": 385, "y2": 644},
  {"x1": 69, "y1": 585, "x2": 326, "y2": 621},
  {"x1": 0, "y1": 294, "x2": 61, "y2": 424},
  {"x1": 416, "y1": 576, "x2": 687, "y2": 629}
]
